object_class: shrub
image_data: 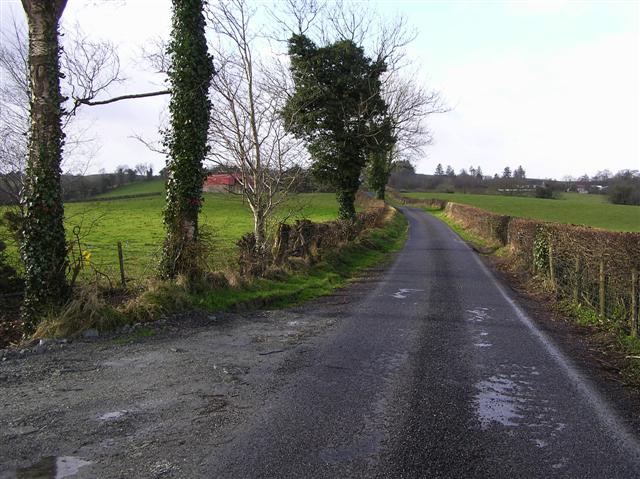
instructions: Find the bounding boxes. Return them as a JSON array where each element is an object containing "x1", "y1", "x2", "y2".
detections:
[
  {"x1": 534, "y1": 185, "x2": 555, "y2": 199},
  {"x1": 608, "y1": 183, "x2": 640, "y2": 205}
]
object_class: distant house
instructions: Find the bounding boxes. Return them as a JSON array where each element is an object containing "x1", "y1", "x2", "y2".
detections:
[
  {"x1": 203, "y1": 173, "x2": 243, "y2": 193},
  {"x1": 576, "y1": 184, "x2": 589, "y2": 194}
]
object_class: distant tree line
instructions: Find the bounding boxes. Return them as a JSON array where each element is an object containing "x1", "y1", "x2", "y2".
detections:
[
  {"x1": 390, "y1": 163, "x2": 640, "y2": 205},
  {"x1": 390, "y1": 162, "x2": 530, "y2": 195},
  {"x1": 0, "y1": 163, "x2": 156, "y2": 205}
]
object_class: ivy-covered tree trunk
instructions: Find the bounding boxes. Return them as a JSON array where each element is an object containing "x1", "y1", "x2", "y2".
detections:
[
  {"x1": 337, "y1": 187, "x2": 357, "y2": 221},
  {"x1": 368, "y1": 150, "x2": 393, "y2": 201},
  {"x1": 160, "y1": 0, "x2": 213, "y2": 279},
  {"x1": 20, "y1": 0, "x2": 69, "y2": 332}
]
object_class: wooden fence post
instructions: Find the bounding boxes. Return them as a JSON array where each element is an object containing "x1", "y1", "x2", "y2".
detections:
[
  {"x1": 273, "y1": 223, "x2": 290, "y2": 266},
  {"x1": 572, "y1": 256, "x2": 580, "y2": 304},
  {"x1": 599, "y1": 258, "x2": 605, "y2": 319},
  {"x1": 548, "y1": 241, "x2": 556, "y2": 290},
  {"x1": 117, "y1": 241, "x2": 126, "y2": 288},
  {"x1": 632, "y1": 268, "x2": 638, "y2": 338}
]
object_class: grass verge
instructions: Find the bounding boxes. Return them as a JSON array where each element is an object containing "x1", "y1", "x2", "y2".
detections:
[
  {"x1": 425, "y1": 208, "x2": 508, "y2": 256},
  {"x1": 191, "y1": 209, "x2": 407, "y2": 311},
  {"x1": 555, "y1": 299, "x2": 640, "y2": 383},
  {"x1": 32, "y1": 209, "x2": 407, "y2": 341}
]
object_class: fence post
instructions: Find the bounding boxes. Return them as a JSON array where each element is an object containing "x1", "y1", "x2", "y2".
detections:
[
  {"x1": 548, "y1": 240, "x2": 556, "y2": 290},
  {"x1": 117, "y1": 241, "x2": 126, "y2": 288},
  {"x1": 572, "y1": 256, "x2": 580, "y2": 304},
  {"x1": 273, "y1": 223, "x2": 290, "y2": 266},
  {"x1": 599, "y1": 258, "x2": 605, "y2": 319},
  {"x1": 632, "y1": 268, "x2": 638, "y2": 338}
]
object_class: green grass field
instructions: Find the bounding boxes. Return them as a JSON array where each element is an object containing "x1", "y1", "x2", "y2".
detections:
[
  {"x1": 2, "y1": 192, "x2": 342, "y2": 282},
  {"x1": 405, "y1": 192, "x2": 640, "y2": 232},
  {"x1": 94, "y1": 179, "x2": 165, "y2": 198}
]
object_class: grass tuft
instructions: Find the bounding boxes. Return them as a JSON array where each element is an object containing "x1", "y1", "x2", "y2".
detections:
[
  {"x1": 121, "y1": 276, "x2": 193, "y2": 323},
  {"x1": 33, "y1": 287, "x2": 126, "y2": 339}
]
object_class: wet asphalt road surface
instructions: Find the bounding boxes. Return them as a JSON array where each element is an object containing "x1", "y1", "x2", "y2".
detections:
[
  {"x1": 205, "y1": 207, "x2": 640, "y2": 478},
  {"x1": 3, "y1": 207, "x2": 640, "y2": 478}
]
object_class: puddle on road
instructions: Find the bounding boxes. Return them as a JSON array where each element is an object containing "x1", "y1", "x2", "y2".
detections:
[
  {"x1": 466, "y1": 307, "x2": 490, "y2": 322},
  {"x1": 97, "y1": 410, "x2": 127, "y2": 421},
  {"x1": 475, "y1": 375, "x2": 524, "y2": 428},
  {"x1": 391, "y1": 288, "x2": 423, "y2": 299},
  {"x1": 473, "y1": 365, "x2": 564, "y2": 435},
  {"x1": 16, "y1": 456, "x2": 92, "y2": 479}
]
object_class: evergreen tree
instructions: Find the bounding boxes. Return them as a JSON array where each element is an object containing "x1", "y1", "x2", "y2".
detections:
[
  {"x1": 434, "y1": 163, "x2": 444, "y2": 176},
  {"x1": 394, "y1": 160, "x2": 415, "y2": 173},
  {"x1": 284, "y1": 34, "x2": 392, "y2": 219},
  {"x1": 502, "y1": 166, "x2": 512, "y2": 178},
  {"x1": 445, "y1": 165, "x2": 455, "y2": 177}
]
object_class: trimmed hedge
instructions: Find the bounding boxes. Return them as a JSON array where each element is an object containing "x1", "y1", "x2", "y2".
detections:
[{"x1": 443, "y1": 202, "x2": 511, "y2": 246}]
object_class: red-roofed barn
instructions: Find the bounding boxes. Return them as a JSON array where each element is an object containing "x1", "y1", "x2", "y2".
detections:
[{"x1": 204, "y1": 173, "x2": 243, "y2": 193}]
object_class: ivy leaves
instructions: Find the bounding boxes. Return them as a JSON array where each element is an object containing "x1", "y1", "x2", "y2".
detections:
[{"x1": 160, "y1": 0, "x2": 214, "y2": 279}]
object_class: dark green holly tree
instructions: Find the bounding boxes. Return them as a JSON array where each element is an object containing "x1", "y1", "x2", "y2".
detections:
[{"x1": 283, "y1": 34, "x2": 393, "y2": 219}]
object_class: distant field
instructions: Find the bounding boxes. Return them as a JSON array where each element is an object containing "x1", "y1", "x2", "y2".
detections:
[
  {"x1": 94, "y1": 179, "x2": 165, "y2": 198},
  {"x1": 1, "y1": 192, "x2": 341, "y2": 282},
  {"x1": 405, "y1": 192, "x2": 640, "y2": 232}
]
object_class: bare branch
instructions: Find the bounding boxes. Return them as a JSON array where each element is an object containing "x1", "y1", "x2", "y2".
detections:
[
  {"x1": 140, "y1": 37, "x2": 171, "y2": 74},
  {"x1": 75, "y1": 89, "x2": 171, "y2": 107}
]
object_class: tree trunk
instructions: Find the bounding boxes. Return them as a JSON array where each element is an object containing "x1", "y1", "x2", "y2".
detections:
[
  {"x1": 160, "y1": 0, "x2": 213, "y2": 279},
  {"x1": 337, "y1": 189, "x2": 357, "y2": 221},
  {"x1": 20, "y1": 0, "x2": 69, "y2": 332},
  {"x1": 376, "y1": 188, "x2": 385, "y2": 201},
  {"x1": 254, "y1": 210, "x2": 267, "y2": 252}
]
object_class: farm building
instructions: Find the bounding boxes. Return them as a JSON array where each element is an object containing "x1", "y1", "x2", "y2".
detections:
[{"x1": 204, "y1": 173, "x2": 243, "y2": 193}]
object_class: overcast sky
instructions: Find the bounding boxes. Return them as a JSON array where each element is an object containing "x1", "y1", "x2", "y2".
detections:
[{"x1": 1, "y1": 0, "x2": 638, "y2": 179}]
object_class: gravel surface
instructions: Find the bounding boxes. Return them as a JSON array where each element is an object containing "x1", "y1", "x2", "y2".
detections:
[{"x1": 1, "y1": 207, "x2": 639, "y2": 478}]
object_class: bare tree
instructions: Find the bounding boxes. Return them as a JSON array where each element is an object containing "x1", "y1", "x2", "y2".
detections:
[
  {"x1": 0, "y1": 18, "x2": 32, "y2": 208},
  {"x1": 385, "y1": 74, "x2": 446, "y2": 161},
  {"x1": 63, "y1": 23, "x2": 123, "y2": 115},
  {"x1": 0, "y1": 17, "x2": 123, "y2": 209},
  {"x1": 134, "y1": 163, "x2": 153, "y2": 177},
  {"x1": 206, "y1": 0, "x2": 305, "y2": 250}
]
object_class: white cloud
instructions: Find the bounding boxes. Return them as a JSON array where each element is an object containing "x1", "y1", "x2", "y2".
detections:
[{"x1": 418, "y1": 31, "x2": 639, "y2": 178}]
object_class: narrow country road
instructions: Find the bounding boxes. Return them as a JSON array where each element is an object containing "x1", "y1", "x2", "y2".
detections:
[
  {"x1": 2, "y1": 207, "x2": 640, "y2": 478},
  {"x1": 203, "y1": 207, "x2": 640, "y2": 478}
]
